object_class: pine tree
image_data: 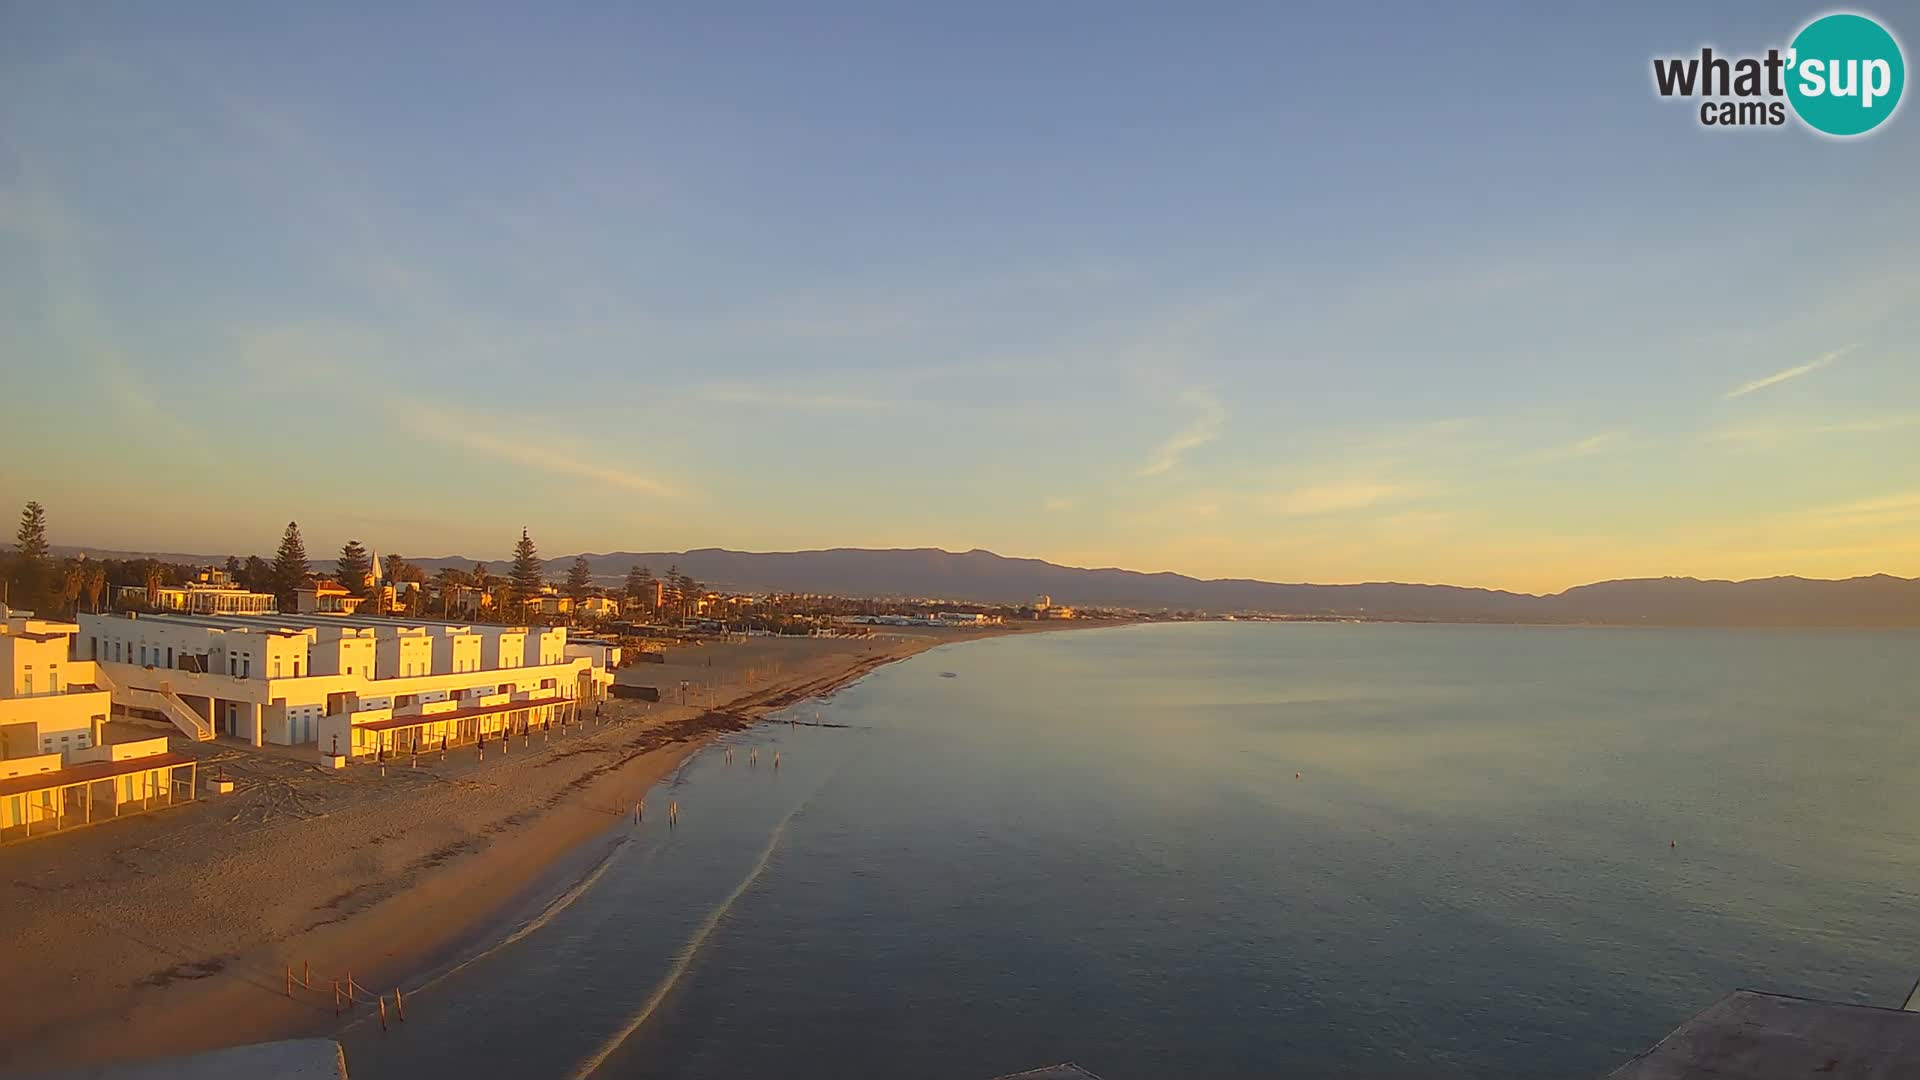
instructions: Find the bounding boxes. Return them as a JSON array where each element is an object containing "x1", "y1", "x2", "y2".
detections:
[
  {"x1": 336, "y1": 540, "x2": 372, "y2": 596},
  {"x1": 509, "y1": 529, "x2": 544, "y2": 605},
  {"x1": 566, "y1": 555, "x2": 596, "y2": 601},
  {"x1": 9, "y1": 501, "x2": 50, "y2": 611},
  {"x1": 14, "y1": 501, "x2": 49, "y2": 561},
  {"x1": 271, "y1": 521, "x2": 310, "y2": 608}
]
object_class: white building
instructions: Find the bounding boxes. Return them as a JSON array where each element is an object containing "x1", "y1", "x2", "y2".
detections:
[
  {"x1": 2, "y1": 607, "x2": 112, "y2": 761},
  {"x1": 77, "y1": 611, "x2": 615, "y2": 753},
  {"x1": 114, "y1": 567, "x2": 277, "y2": 616},
  {"x1": 3, "y1": 606, "x2": 194, "y2": 840}
]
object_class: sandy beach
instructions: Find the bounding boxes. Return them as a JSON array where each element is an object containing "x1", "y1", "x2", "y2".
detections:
[{"x1": 0, "y1": 626, "x2": 1073, "y2": 1073}]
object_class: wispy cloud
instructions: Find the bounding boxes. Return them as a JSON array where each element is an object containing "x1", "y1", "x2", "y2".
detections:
[
  {"x1": 1137, "y1": 389, "x2": 1226, "y2": 477},
  {"x1": 1704, "y1": 412, "x2": 1919, "y2": 450},
  {"x1": 1723, "y1": 345, "x2": 1857, "y2": 399},
  {"x1": 2, "y1": 179, "x2": 211, "y2": 452},
  {"x1": 397, "y1": 402, "x2": 678, "y2": 496},
  {"x1": 1520, "y1": 429, "x2": 1626, "y2": 465},
  {"x1": 1796, "y1": 491, "x2": 1920, "y2": 531}
]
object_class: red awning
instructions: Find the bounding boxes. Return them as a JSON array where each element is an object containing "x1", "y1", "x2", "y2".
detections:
[
  {"x1": 356, "y1": 696, "x2": 568, "y2": 733},
  {"x1": 0, "y1": 752, "x2": 194, "y2": 799}
]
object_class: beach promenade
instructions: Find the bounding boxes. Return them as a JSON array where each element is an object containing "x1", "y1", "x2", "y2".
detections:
[{"x1": 0, "y1": 627, "x2": 1054, "y2": 1073}]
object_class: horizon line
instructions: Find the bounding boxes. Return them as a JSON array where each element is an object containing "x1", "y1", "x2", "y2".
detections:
[{"x1": 43, "y1": 540, "x2": 1918, "y2": 600}]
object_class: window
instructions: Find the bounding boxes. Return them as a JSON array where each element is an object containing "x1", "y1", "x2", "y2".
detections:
[
  {"x1": 241, "y1": 658, "x2": 251, "y2": 678},
  {"x1": 48, "y1": 671, "x2": 58, "y2": 694},
  {"x1": 273, "y1": 658, "x2": 282, "y2": 678},
  {"x1": 22, "y1": 674, "x2": 32, "y2": 696}
]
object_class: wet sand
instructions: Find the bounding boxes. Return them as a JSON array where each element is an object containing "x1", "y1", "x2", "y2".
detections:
[{"x1": 0, "y1": 627, "x2": 1077, "y2": 1072}]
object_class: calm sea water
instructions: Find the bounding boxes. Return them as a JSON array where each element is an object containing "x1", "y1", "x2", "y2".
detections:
[{"x1": 344, "y1": 623, "x2": 1920, "y2": 1079}]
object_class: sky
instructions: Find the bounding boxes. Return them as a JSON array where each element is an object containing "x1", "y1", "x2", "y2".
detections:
[{"x1": 2, "y1": 2, "x2": 1916, "y2": 594}]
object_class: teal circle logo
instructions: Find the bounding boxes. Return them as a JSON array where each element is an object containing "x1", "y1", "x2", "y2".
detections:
[{"x1": 1787, "y1": 13, "x2": 1905, "y2": 136}]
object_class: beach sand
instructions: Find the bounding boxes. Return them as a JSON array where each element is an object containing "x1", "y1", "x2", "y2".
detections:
[{"x1": 0, "y1": 626, "x2": 1069, "y2": 1072}]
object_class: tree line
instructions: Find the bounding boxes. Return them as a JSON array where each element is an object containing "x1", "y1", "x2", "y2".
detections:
[{"x1": 3, "y1": 502, "x2": 709, "y2": 627}]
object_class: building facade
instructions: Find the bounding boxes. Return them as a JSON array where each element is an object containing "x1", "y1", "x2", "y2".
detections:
[
  {"x1": 1, "y1": 607, "x2": 112, "y2": 762},
  {"x1": 76, "y1": 611, "x2": 614, "y2": 752}
]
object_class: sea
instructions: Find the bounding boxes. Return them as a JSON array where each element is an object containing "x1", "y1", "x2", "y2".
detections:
[{"x1": 341, "y1": 621, "x2": 1920, "y2": 1079}]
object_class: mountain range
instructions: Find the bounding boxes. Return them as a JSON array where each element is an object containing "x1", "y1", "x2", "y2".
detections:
[{"x1": 54, "y1": 544, "x2": 1920, "y2": 627}]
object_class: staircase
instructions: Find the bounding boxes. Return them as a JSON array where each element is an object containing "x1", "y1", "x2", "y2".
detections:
[
  {"x1": 95, "y1": 666, "x2": 216, "y2": 741},
  {"x1": 151, "y1": 683, "x2": 216, "y2": 741}
]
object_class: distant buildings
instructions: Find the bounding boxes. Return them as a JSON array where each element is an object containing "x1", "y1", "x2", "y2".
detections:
[
  {"x1": 577, "y1": 596, "x2": 620, "y2": 618},
  {"x1": 524, "y1": 593, "x2": 574, "y2": 617},
  {"x1": 114, "y1": 567, "x2": 277, "y2": 616},
  {"x1": 839, "y1": 612, "x2": 1005, "y2": 628},
  {"x1": 295, "y1": 579, "x2": 363, "y2": 615}
]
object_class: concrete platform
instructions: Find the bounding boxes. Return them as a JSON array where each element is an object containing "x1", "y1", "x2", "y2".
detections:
[{"x1": 1608, "y1": 990, "x2": 1920, "y2": 1079}]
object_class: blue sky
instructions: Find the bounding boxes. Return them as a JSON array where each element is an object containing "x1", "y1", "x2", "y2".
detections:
[{"x1": 3, "y1": 2, "x2": 1916, "y2": 591}]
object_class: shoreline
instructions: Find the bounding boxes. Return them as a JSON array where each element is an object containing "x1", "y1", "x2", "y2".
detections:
[{"x1": 0, "y1": 626, "x2": 1083, "y2": 1072}]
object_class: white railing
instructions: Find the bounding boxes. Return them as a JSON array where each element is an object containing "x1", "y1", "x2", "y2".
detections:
[{"x1": 111, "y1": 679, "x2": 215, "y2": 741}]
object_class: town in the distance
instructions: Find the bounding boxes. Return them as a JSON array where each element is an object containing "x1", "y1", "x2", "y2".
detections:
[{"x1": 0, "y1": 502, "x2": 1104, "y2": 844}]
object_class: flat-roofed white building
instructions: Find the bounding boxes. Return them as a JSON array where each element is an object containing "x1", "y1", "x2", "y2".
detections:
[
  {"x1": 76, "y1": 611, "x2": 613, "y2": 753},
  {"x1": 431, "y1": 628, "x2": 482, "y2": 675},
  {"x1": 2, "y1": 607, "x2": 113, "y2": 761},
  {"x1": 1, "y1": 607, "x2": 194, "y2": 840},
  {"x1": 473, "y1": 626, "x2": 527, "y2": 670},
  {"x1": 113, "y1": 567, "x2": 276, "y2": 616}
]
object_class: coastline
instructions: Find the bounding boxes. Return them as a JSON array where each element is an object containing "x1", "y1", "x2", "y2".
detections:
[{"x1": 0, "y1": 624, "x2": 1089, "y2": 1072}]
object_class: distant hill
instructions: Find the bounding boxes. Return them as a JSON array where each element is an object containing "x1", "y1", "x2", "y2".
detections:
[
  {"x1": 52, "y1": 544, "x2": 1920, "y2": 627},
  {"x1": 434, "y1": 547, "x2": 1920, "y2": 627}
]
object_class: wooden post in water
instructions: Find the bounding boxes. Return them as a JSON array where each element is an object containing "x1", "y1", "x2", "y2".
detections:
[
  {"x1": 395, "y1": 987, "x2": 406, "y2": 1021},
  {"x1": 304, "y1": 960, "x2": 311, "y2": 988},
  {"x1": 333, "y1": 980, "x2": 341, "y2": 1016},
  {"x1": 285, "y1": 966, "x2": 292, "y2": 997},
  {"x1": 378, "y1": 994, "x2": 388, "y2": 1032}
]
